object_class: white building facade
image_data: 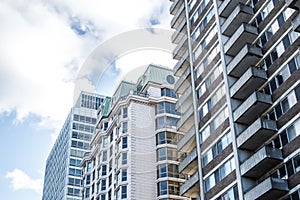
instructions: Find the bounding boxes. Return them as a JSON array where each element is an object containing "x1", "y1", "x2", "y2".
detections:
[{"x1": 82, "y1": 65, "x2": 188, "y2": 200}]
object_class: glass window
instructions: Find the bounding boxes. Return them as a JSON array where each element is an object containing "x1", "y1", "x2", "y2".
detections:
[
  {"x1": 102, "y1": 151, "x2": 107, "y2": 162},
  {"x1": 86, "y1": 175, "x2": 91, "y2": 185},
  {"x1": 204, "y1": 157, "x2": 235, "y2": 193},
  {"x1": 157, "y1": 148, "x2": 167, "y2": 161},
  {"x1": 122, "y1": 169, "x2": 127, "y2": 181},
  {"x1": 191, "y1": 8, "x2": 215, "y2": 41},
  {"x1": 101, "y1": 179, "x2": 106, "y2": 191},
  {"x1": 161, "y1": 88, "x2": 176, "y2": 98},
  {"x1": 157, "y1": 164, "x2": 167, "y2": 178},
  {"x1": 216, "y1": 185, "x2": 239, "y2": 200},
  {"x1": 203, "y1": 148, "x2": 213, "y2": 166},
  {"x1": 85, "y1": 187, "x2": 90, "y2": 198},
  {"x1": 158, "y1": 181, "x2": 168, "y2": 196},
  {"x1": 122, "y1": 137, "x2": 128, "y2": 149},
  {"x1": 123, "y1": 107, "x2": 128, "y2": 118},
  {"x1": 122, "y1": 122, "x2": 128, "y2": 134},
  {"x1": 168, "y1": 180, "x2": 180, "y2": 195},
  {"x1": 122, "y1": 153, "x2": 127, "y2": 165},
  {"x1": 157, "y1": 131, "x2": 166, "y2": 145},
  {"x1": 121, "y1": 185, "x2": 127, "y2": 199},
  {"x1": 102, "y1": 165, "x2": 107, "y2": 176},
  {"x1": 204, "y1": 174, "x2": 215, "y2": 192}
]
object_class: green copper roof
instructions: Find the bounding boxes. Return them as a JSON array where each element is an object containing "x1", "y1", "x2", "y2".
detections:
[
  {"x1": 137, "y1": 64, "x2": 176, "y2": 90},
  {"x1": 111, "y1": 81, "x2": 136, "y2": 105},
  {"x1": 99, "y1": 97, "x2": 111, "y2": 118},
  {"x1": 99, "y1": 64, "x2": 177, "y2": 116}
]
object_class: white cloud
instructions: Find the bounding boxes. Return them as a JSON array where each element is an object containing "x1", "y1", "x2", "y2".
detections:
[
  {"x1": 0, "y1": 0, "x2": 172, "y2": 136},
  {"x1": 6, "y1": 169, "x2": 43, "y2": 194}
]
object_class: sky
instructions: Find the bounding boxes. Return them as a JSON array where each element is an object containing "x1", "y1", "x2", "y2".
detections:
[{"x1": 0, "y1": 0, "x2": 175, "y2": 199}]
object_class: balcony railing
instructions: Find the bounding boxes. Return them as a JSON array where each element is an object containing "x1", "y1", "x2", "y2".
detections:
[
  {"x1": 224, "y1": 24, "x2": 258, "y2": 56},
  {"x1": 230, "y1": 67, "x2": 267, "y2": 100},
  {"x1": 180, "y1": 172, "x2": 200, "y2": 196},
  {"x1": 233, "y1": 91, "x2": 272, "y2": 125},
  {"x1": 219, "y1": 0, "x2": 248, "y2": 18},
  {"x1": 240, "y1": 146, "x2": 283, "y2": 178},
  {"x1": 221, "y1": 3, "x2": 253, "y2": 36},
  {"x1": 177, "y1": 105, "x2": 194, "y2": 132},
  {"x1": 237, "y1": 118, "x2": 277, "y2": 151},
  {"x1": 174, "y1": 66, "x2": 191, "y2": 94},
  {"x1": 179, "y1": 148, "x2": 198, "y2": 174},
  {"x1": 177, "y1": 125, "x2": 196, "y2": 152},
  {"x1": 227, "y1": 44, "x2": 262, "y2": 78},
  {"x1": 244, "y1": 177, "x2": 288, "y2": 200},
  {"x1": 286, "y1": 0, "x2": 300, "y2": 10},
  {"x1": 176, "y1": 86, "x2": 192, "y2": 114},
  {"x1": 174, "y1": 50, "x2": 189, "y2": 76},
  {"x1": 171, "y1": 2, "x2": 185, "y2": 29}
]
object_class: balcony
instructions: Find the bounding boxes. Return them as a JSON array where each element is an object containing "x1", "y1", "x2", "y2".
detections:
[
  {"x1": 171, "y1": 3, "x2": 185, "y2": 29},
  {"x1": 244, "y1": 177, "x2": 288, "y2": 200},
  {"x1": 171, "y1": 18, "x2": 187, "y2": 44},
  {"x1": 170, "y1": 0, "x2": 184, "y2": 15},
  {"x1": 237, "y1": 118, "x2": 277, "y2": 151},
  {"x1": 292, "y1": 13, "x2": 300, "y2": 32},
  {"x1": 173, "y1": 35, "x2": 188, "y2": 60},
  {"x1": 286, "y1": 0, "x2": 300, "y2": 10},
  {"x1": 227, "y1": 44, "x2": 262, "y2": 78},
  {"x1": 230, "y1": 67, "x2": 267, "y2": 100},
  {"x1": 240, "y1": 146, "x2": 283, "y2": 178},
  {"x1": 179, "y1": 148, "x2": 198, "y2": 174},
  {"x1": 174, "y1": 50, "x2": 189, "y2": 76},
  {"x1": 221, "y1": 4, "x2": 253, "y2": 36},
  {"x1": 177, "y1": 125, "x2": 196, "y2": 152},
  {"x1": 174, "y1": 66, "x2": 191, "y2": 94},
  {"x1": 224, "y1": 24, "x2": 258, "y2": 56},
  {"x1": 219, "y1": 0, "x2": 248, "y2": 18},
  {"x1": 233, "y1": 91, "x2": 272, "y2": 125},
  {"x1": 180, "y1": 172, "x2": 200, "y2": 197},
  {"x1": 177, "y1": 105, "x2": 194, "y2": 132},
  {"x1": 176, "y1": 86, "x2": 193, "y2": 114}
]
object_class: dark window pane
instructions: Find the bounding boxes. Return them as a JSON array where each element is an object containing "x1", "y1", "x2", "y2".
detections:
[
  {"x1": 289, "y1": 59, "x2": 297, "y2": 74},
  {"x1": 286, "y1": 160, "x2": 294, "y2": 176},
  {"x1": 280, "y1": 131, "x2": 289, "y2": 146},
  {"x1": 295, "y1": 85, "x2": 300, "y2": 101},
  {"x1": 283, "y1": 36, "x2": 290, "y2": 49}
]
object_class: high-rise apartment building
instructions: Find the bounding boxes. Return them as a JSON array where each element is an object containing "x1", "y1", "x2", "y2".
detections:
[
  {"x1": 170, "y1": 0, "x2": 300, "y2": 199},
  {"x1": 42, "y1": 92, "x2": 105, "y2": 200},
  {"x1": 81, "y1": 64, "x2": 188, "y2": 200}
]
